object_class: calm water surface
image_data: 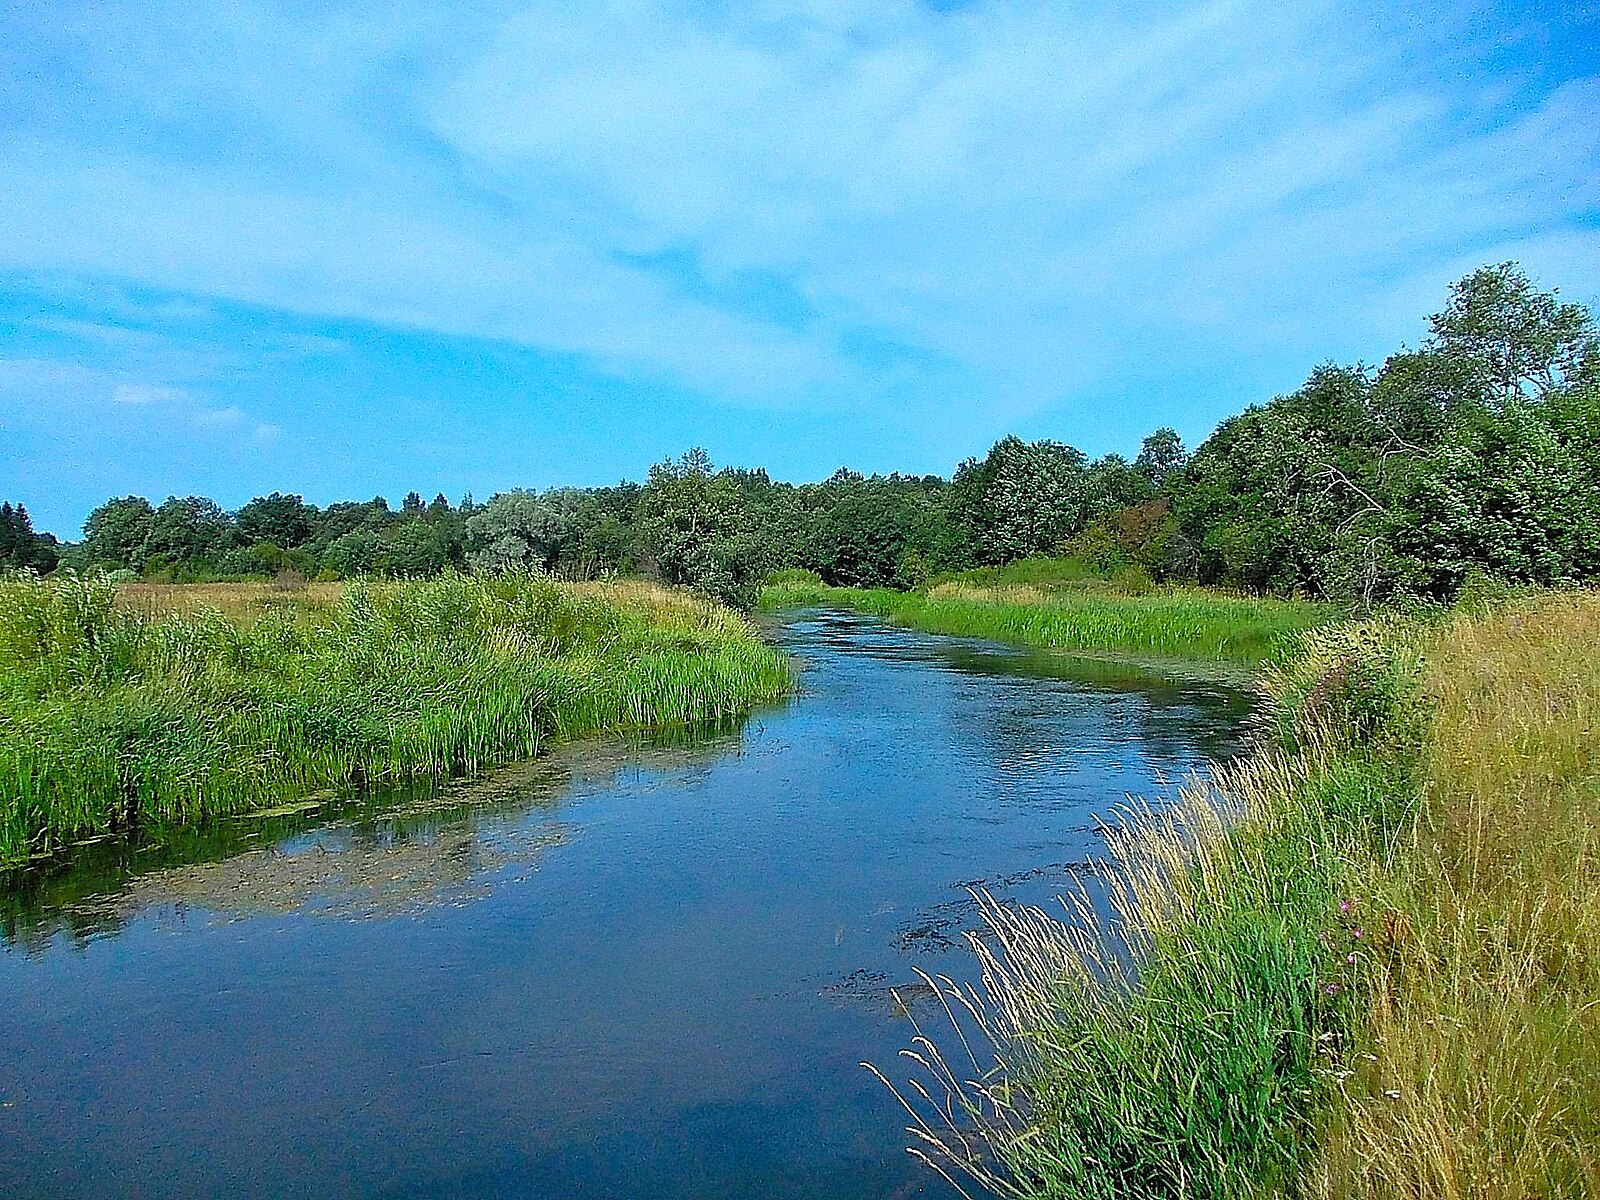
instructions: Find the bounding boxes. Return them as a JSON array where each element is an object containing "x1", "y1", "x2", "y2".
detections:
[{"x1": 0, "y1": 612, "x2": 1253, "y2": 1199}]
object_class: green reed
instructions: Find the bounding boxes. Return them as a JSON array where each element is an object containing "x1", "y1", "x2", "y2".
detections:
[
  {"x1": 877, "y1": 614, "x2": 1431, "y2": 1200},
  {"x1": 0, "y1": 572, "x2": 790, "y2": 867},
  {"x1": 761, "y1": 564, "x2": 1335, "y2": 664}
]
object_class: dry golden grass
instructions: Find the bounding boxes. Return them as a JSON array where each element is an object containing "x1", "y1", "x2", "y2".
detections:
[
  {"x1": 1315, "y1": 592, "x2": 1600, "y2": 1200},
  {"x1": 116, "y1": 577, "x2": 737, "y2": 635},
  {"x1": 115, "y1": 580, "x2": 347, "y2": 623}
]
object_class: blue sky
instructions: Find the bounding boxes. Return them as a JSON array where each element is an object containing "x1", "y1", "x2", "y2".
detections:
[{"x1": 1, "y1": 0, "x2": 1597, "y2": 538}]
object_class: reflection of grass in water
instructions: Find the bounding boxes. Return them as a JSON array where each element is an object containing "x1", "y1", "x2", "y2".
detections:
[
  {"x1": 0, "y1": 572, "x2": 790, "y2": 869},
  {"x1": 1, "y1": 713, "x2": 762, "y2": 949},
  {"x1": 761, "y1": 569, "x2": 1334, "y2": 666},
  {"x1": 881, "y1": 593, "x2": 1600, "y2": 1200},
  {"x1": 106, "y1": 821, "x2": 571, "y2": 924}
]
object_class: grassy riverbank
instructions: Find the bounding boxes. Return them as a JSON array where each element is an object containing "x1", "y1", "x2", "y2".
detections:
[
  {"x1": 761, "y1": 560, "x2": 1335, "y2": 664},
  {"x1": 0, "y1": 573, "x2": 789, "y2": 867},
  {"x1": 895, "y1": 590, "x2": 1599, "y2": 1199}
]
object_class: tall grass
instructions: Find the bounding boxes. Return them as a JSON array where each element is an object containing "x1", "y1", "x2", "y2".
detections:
[
  {"x1": 0, "y1": 572, "x2": 789, "y2": 867},
  {"x1": 762, "y1": 562, "x2": 1334, "y2": 664},
  {"x1": 1311, "y1": 594, "x2": 1600, "y2": 1199},
  {"x1": 882, "y1": 592, "x2": 1600, "y2": 1199}
]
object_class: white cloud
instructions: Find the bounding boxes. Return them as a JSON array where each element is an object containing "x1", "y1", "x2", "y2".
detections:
[
  {"x1": 0, "y1": 354, "x2": 281, "y2": 445},
  {"x1": 0, "y1": 357, "x2": 103, "y2": 391},
  {"x1": 113, "y1": 382, "x2": 189, "y2": 405},
  {"x1": 0, "y1": 0, "x2": 1595, "y2": 425}
]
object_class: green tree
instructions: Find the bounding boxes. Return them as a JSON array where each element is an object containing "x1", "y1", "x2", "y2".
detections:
[
  {"x1": 466, "y1": 489, "x2": 583, "y2": 573},
  {"x1": 1135, "y1": 427, "x2": 1188, "y2": 484},
  {"x1": 237, "y1": 493, "x2": 317, "y2": 549},
  {"x1": 951, "y1": 436, "x2": 1090, "y2": 564},
  {"x1": 1426, "y1": 262, "x2": 1600, "y2": 411},
  {"x1": 1084, "y1": 454, "x2": 1158, "y2": 525},
  {"x1": 322, "y1": 529, "x2": 380, "y2": 577},
  {"x1": 377, "y1": 520, "x2": 449, "y2": 577},
  {"x1": 636, "y1": 449, "x2": 762, "y2": 608},
  {"x1": 0, "y1": 503, "x2": 58, "y2": 573},
  {"x1": 142, "y1": 496, "x2": 237, "y2": 573},
  {"x1": 79, "y1": 496, "x2": 156, "y2": 571},
  {"x1": 308, "y1": 499, "x2": 393, "y2": 568},
  {"x1": 1174, "y1": 364, "x2": 1384, "y2": 596}
]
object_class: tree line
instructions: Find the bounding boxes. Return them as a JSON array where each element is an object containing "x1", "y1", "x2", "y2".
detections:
[{"x1": 4, "y1": 263, "x2": 1596, "y2": 608}]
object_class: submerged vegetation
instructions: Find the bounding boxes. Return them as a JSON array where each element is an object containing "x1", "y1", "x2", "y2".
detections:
[
  {"x1": 887, "y1": 589, "x2": 1600, "y2": 1199},
  {"x1": 0, "y1": 572, "x2": 789, "y2": 868},
  {"x1": 762, "y1": 559, "x2": 1334, "y2": 665}
]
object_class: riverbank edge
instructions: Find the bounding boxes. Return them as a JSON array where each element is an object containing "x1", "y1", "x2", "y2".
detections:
[
  {"x1": 0, "y1": 574, "x2": 792, "y2": 869},
  {"x1": 892, "y1": 590, "x2": 1599, "y2": 1198},
  {"x1": 759, "y1": 577, "x2": 1336, "y2": 668}
]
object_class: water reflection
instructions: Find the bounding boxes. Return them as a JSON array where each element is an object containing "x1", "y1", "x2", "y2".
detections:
[
  {"x1": 0, "y1": 611, "x2": 1253, "y2": 1200},
  {"x1": 1, "y1": 726, "x2": 753, "y2": 953}
]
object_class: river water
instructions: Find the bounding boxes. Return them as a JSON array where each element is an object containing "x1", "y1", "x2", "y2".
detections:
[{"x1": 0, "y1": 611, "x2": 1253, "y2": 1199}]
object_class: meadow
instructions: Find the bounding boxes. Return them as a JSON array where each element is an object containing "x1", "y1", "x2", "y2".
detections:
[
  {"x1": 761, "y1": 559, "x2": 1336, "y2": 665},
  {"x1": 888, "y1": 590, "x2": 1600, "y2": 1200},
  {"x1": 0, "y1": 572, "x2": 790, "y2": 868}
]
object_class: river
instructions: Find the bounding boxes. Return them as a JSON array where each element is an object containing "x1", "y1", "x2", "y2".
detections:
[{"x1": 0, "y1": 611, "x2": 1253, "y2": 1199}]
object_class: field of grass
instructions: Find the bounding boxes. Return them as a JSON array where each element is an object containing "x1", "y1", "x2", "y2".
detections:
[
  {"x1": 0, "y1": 572, "x2": 790, "y2": 868},
  {"x1": 761, "y1": 560, "x2": 1335, "y2": 664},
  {"x1": 886, "y1": 591, "x2": 1600, "y2": 1199}
]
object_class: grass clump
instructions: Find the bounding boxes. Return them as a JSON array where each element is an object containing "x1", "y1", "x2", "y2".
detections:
[
  {"x1": 0, "y1": 572, "x2": 789, "y2": 867},
  {"x1": 883, "y1": 591, "x2": 1600, "y2": 1199},
  {"x1": 762, "y1": 559, "x2": 1335, "y2": 664}
]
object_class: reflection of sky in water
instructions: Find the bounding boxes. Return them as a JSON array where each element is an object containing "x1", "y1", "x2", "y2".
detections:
[{"x1": 0, "y1": 612, "x2": 1254, "y2": 1200}]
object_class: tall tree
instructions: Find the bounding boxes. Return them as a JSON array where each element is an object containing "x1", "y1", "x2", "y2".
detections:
[
  {"x1": 142, "y1": 496, "x2": 237, "y2": 571},
  {"x1": 1135, "y1": 427, "x2": 1188, "y2": 484},
  {"x1": 951, "y1": 437, "x2": 1090, "y2": 564},
  {"x1": 237, "y1": 492, "x2": 317, "y2": 549},
  {"x1": 79, "y1": 496, "x2": 156, "y2": 571},
  {"x1": 636, "y1": 449, "x2": 763, "y2": 608},
  {"x1": 0, "y1": 503, "x2": 58, "y2": 572},
  {"x1": 466, "y1": 490, "x2": 584, "y2": 574}
]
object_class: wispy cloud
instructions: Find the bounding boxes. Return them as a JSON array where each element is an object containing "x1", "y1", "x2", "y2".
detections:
[{"x1": 113, "y1": 382, "x2": 189, "y2": 405}]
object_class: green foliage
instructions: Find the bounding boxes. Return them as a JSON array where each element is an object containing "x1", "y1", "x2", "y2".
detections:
[
  {"x1": 1171, "y1": 264, "x2": 1600, "y2": 603},
  {"x1": 1067, "y1": 498, "x2": 1187, "y2": 578},
  {"x1": 79, "y1": 495, "x2": 155, "y2": 571},
  {"x1": 236, "y1": 492, "x2": 316, "y2": 549},
  {"x1": 951, "y1": 436, "x2": 1090, "y2": 564},
  {"x1": 142, "y1": 495, "x2": 238, "y2": 572},
  {"x1": 468, "y1": 489, "x2": 573, "y2": 572},
  {"x1": 322, "y1": 528, "x2": 380, "y2": 576},
  {"x1": 0, "y1": 573, "x2": 789, "y2": 866},
  {"x1": 1135, "y1": 426, "x2": 1189, "y2": 484},
  {"x1": 375, "y1": 517, "x2": 450, "y2": 577},
  {"x1": 635, "y1": 449, "x2": 766, "y2": 609},
  {"x1": 0, "y1": 503, "x2": 58, "y2": 573}
]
